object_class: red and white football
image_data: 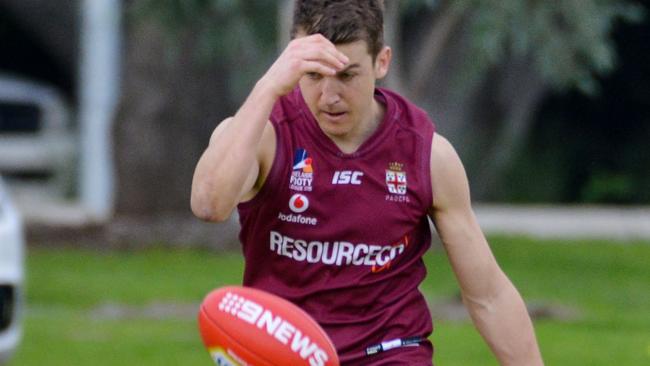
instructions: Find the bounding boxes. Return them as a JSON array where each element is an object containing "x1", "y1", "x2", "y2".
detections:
[{"x1": 198, "y1": 286, "x2": 340, "y2": 366}]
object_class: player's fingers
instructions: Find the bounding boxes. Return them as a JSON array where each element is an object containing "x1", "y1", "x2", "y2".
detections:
[
  {"x1": 314, "y1": 38, "x2": 350, "y2": 65},
  {"x1": 322, "y1": 46, "x2": 350, "y2": 68},
  {"x1": 298, "y1": 46, "x2": 347, "y2": 71},
  {"x1": 296, "y1": 34, "x2": 349, "y2": 66},
  {"x1": 301, "y1": 60, "x2": 337, "y2": 77},
  {"x1": 317, "y1": 42, "x2": 350, "y2": 66}
]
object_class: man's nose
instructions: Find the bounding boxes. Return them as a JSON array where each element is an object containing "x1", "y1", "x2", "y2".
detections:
[{"x1": 321, "y1": 77, "x2": 341, "y2": 106}]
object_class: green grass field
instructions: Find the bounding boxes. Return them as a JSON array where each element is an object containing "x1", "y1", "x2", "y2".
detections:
[{"x1": 8, "y1": 237, "x2": 650, "y2": 365}]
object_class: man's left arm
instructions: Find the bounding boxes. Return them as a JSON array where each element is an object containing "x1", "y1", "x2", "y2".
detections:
[{"x1": 427, "y1": 134, "x2": 544, "y2": 365}]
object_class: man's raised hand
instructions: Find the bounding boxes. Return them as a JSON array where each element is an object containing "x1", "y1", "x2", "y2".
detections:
[{"x1": 259, "y1": 34, "x2": 349, "y2": 98}]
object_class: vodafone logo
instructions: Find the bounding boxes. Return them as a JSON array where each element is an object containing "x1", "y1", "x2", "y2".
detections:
[
  {"x1": 289, "y1": 194, "x2": 309, "y2": 213},
  {"x1": 280, "y1": 194, "x2": 317, "y2": 225}
]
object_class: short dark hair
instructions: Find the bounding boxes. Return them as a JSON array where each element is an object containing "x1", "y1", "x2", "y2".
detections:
[{"x1": 291, "y1": 0, "x2": 385, "y2": 59}]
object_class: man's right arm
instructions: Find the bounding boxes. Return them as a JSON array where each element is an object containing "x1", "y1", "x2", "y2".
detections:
[
  {"x1": 191, "y1": 34, "x2": 349, "y2": 222},
  {"x1": 190, "y1": 83, "x2": 278, "y2": 222}
]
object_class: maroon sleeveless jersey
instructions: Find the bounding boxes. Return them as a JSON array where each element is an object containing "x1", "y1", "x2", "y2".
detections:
[{"x1": 237, "y1": 87, "x2": 436, "y2": 364}]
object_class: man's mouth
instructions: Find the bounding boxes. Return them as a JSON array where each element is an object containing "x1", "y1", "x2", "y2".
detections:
[{"x1": 322, "y1": 111, "x2": 347, "y2": 120}]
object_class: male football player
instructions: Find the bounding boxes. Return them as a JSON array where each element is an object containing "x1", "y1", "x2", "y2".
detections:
[{"x1": 191, "y1": 1, "x2": 544, "y2": 364}]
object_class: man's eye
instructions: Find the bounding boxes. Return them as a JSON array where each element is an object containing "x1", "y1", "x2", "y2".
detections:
[
  {"x1": 306, "y1": 72, "x2": 322, "y2": 80},
  {"x1": 339, "y1": 72, "x2": 355, "y2": 81}
]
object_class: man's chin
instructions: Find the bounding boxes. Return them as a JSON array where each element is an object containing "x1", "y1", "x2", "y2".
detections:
[{"x1": 318, "y1": 121, "x2": 352, "y2": 139}]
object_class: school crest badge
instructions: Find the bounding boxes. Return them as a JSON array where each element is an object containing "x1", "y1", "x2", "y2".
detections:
[{"x1": 385, "y1": 162, "x2": 407, "y2": 195}]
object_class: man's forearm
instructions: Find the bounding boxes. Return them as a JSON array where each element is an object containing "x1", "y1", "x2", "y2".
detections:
[{"x1": 464, "y1": 276, "x2": 544, "y2": 366}]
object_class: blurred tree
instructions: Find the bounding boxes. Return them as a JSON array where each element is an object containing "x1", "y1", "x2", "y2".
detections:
[
  {"x1": 384, "y1": 0, "x2": 643, "y2": 199},
  {"x1": 120, "y1": 0, "x2": 643, "y2": 213},
  {"x1": 113, "y1": 1, "x2": 281, "y2": 214},
  {"x1": 506, "y1": 6, "x2": 650, "y2": 205}
]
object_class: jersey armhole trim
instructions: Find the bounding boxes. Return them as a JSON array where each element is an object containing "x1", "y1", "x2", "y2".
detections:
[
  {"x1": 237, "y1": 119, "x2": 285, "y2": 212},
  {"x1": 425, "y1": 128, "x2": 436, "y2": 210}
]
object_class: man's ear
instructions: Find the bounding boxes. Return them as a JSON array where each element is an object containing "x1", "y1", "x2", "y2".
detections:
[{"x1": 374, "y1": 46, "x2": 392, "y2": 80}]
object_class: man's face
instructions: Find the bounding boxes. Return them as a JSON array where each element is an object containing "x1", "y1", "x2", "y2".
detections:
[{"x1": 298, "y1": 39, "x2": 391, "y2": 140}]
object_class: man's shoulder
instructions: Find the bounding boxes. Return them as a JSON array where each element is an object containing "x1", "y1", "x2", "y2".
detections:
[
  {"x1": 377, "y1": 87, "x2": 436, "y2": 135},
  {"x1": 270, "y1": 87, "x2": 304, "y2": 125}
]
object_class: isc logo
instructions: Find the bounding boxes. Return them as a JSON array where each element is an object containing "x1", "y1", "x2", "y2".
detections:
[{"x1": 332, "y1": 171, "x2": 363, "y2": 185}]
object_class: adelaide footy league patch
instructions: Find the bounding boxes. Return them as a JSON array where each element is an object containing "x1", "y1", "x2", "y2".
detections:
[{"x1": 290, "y1": 148, "x2": 314, "y2": 192}]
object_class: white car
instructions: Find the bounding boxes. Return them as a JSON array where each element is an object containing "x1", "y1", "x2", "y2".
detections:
[{"x1": 0, "y1": 177, "x2": 24, "y2": 364}]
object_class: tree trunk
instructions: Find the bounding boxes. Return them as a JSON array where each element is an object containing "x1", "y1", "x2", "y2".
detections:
[
  {"x1": 278, "y1": 0, "x2": 294, "y2": 47},
  {"x1": 397, "y1": 7, "x2": 549, "y2": 201},
  {"x1": 409, "y1": 1, "x2": 467, "y2": 101},
  {"x1": 382, "y1": 0, "x2": 406, "y2": 94},
  {"x1": 113, "y1": 17, "x2": 233, "y2": 215},
  {"x1": 470, "y1": 57, "x2": 547, "y2": 200}
]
